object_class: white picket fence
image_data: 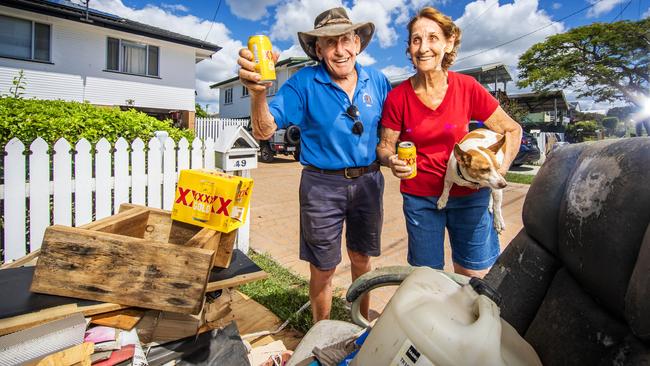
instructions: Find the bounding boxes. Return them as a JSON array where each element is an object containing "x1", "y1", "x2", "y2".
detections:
[
  {"x1": 1, "y1": 136, "x2": 220, "y2": 263},
  {"x1": 195, "y1": 117, "x2": 249, "y2": 142}
]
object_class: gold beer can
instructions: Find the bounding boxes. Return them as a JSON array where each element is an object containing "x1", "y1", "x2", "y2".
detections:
[
  {"x1": 247, "y1": 35, "x2": 276, "y2": 82},
  {"x1": 397, "y1": 141, "x2": 417, "y2": 179},
  {"x1": 192, "y1": 180, "x2": 215, "y2": 223}
]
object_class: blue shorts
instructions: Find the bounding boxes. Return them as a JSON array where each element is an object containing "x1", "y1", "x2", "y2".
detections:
[
  {"x1": 402, "y1": 188, "x2": 500, "y2": 270},
  {"x1": 299, "y1": 169, "x2": 384, "y2": 270}
]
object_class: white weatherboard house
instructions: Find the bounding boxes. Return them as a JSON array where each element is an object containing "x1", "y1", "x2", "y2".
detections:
[
  {"x1": 211, "y1": 57, "x2": 317, "y2": 118},
  {"x1": 0, "y1": 0, "x2": 220, "y2": 128}
]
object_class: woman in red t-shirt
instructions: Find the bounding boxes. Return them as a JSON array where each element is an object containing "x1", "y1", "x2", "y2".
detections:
[{"x1": 377, "y1": 7, "x2": 522, "y2": 278}]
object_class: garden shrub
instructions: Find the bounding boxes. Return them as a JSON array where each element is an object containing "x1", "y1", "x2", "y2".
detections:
[{"x1": 0, "y1": 97, "x2": 194, "y2": 146}]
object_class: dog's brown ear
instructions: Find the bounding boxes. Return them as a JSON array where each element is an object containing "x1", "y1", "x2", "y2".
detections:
[
  {"x1": 487, "y1": 135, "x2": 506, "y2": 154},
  {"x1": 453, "y1": 144, "x2": 470, "y2": 164}
]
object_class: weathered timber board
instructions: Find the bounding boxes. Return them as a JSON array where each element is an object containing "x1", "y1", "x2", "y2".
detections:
[
  {"x1": 31, "y1": 225, "x2": 215, "y2": 314},
  {"x1": 118, "y1": 203, "x2": 200, "y2": 244},
  {"x1": 206, "y1": 249, "x2": 266, "y2": 292}
]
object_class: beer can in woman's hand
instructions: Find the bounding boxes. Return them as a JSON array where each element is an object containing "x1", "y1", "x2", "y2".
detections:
[
  {"x1": 247, "y1": 35, "x2": 276, "y2": 82},
  {"x1": 398, "y1": 141, "x2": 417, "y2": 179}
]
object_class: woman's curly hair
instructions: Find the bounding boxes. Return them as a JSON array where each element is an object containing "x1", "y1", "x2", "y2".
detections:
[{"x1": 406, "y1": 7, "x2": 462, "y2": 70}]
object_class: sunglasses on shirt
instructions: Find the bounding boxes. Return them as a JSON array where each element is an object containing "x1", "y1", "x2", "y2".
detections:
[{"x1": 345, "y1": 105, "x2": 364, "y2": 135}]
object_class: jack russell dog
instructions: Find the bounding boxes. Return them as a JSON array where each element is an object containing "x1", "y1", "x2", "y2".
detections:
[{"x1": 437, "y1": 128, "x2": 508, "y2": 233}]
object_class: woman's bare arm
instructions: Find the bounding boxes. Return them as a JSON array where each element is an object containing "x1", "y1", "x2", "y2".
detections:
[
  {"x1": 377, "y1": 127, "x2": 412, "y2": 178},
  {"x1": 483, "y1": 106, "x2": 523, "y2": 176}
]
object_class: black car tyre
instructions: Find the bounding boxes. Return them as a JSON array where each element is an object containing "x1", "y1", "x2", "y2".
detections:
[
  {"x1": 260, "y1": 143, "x2": 274, "y2": 163},
  {"x1": 286, "y1": 125, "x2": 301, "y2": 145}
]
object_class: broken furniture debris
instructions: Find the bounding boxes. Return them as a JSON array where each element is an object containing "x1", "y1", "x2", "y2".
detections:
[{"x1": 0, "y1": 203, "x2": 281, "y2": 365}]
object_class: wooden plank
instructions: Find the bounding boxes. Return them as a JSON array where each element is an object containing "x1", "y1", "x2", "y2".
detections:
[
  {"x1": 215, "y1": 229, "x2": 237, "y2": 268},
  {"x1": 118, "y1": 203, "x2": 201, "y2": 244},
  {"x1": 80, "y1": 207, "x2": 149, "y2": 238},
  {"x1": 28, "y1": 342, "x2": 94, "y2": 366},
  {"x1": 1, "y1": 249, "x2": 40, "y2": 269},
  {"x1": 0, "y1": 304, "x2": 77, "y2": 337},
  {"x1": 206, "y1": 271, "x2": 268, "y2": 292},
  {"x1": 77, "y1": 303, "x2": 129, "y2": 316},
  {"x1": 31, "y1": 225, "x2": 215, "y2": 314},
  {"x1": 230, "y1": 291, "x2": 302, "y2": 351},
  {"x1": 206, "y1": 249, "x2": 267, "y2": 292},
  {"x1": 90, "y1": 309, "x2": 145, "y2": 330}
]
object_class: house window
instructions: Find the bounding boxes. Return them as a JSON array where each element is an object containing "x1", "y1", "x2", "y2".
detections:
[
  {"x1": 242, "y1": 86, "x2": 249, "y2": 97},
  {"x1": 106, "y1": 37, "x2": 159, "y2": 77},
  {"x1": 224, "y1": 87, "x2": 233, "y2": 104},
  {"x1": 0, "y1": 14, "x2": 51, "y2": 62}
]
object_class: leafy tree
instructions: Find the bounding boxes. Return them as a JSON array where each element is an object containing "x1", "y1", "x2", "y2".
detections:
[
  {"x1": 607, "y1": 105, "x2": 638, "y2": 121},
  {"x1": 518, "y1": 18, "x2": 649, "y2": 108},
  {"x1": 572, "y1": 111, "x2": 606, "y2": 123},
  {"x1": 601, "y1": 116, "x2": 619, "y2": 136},
  {"x1": 195, "y1": 103, "x2": 208, "y2": 118},
  {"x1": 501, "y1": 98, "x2": 528, "y2": 124}
]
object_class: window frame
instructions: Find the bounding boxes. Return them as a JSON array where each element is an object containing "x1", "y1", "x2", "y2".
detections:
[
  {"x1": 242, "y1": 85, "x2": 249, "y2": 98},
  {"x1": 224, "y1": 87, "x2": 233, "y2": 105},
  {"x1": 105, "y1": 36, "x2": 160, "y2": 78},
  {"x1": 0, "y1": 14, "x2": 52, "y2": 63}
]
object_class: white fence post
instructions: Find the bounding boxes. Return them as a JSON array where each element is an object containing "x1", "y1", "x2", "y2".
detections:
[
  {"x1": 95, "y1": 138, "x2": 112, "y2": 219},
  {"x1": 4, "y1": 138, "x2": 26, "y2": 261},
  {"x1": 114, "y1": 138, "x2": 130, "y2": 210},
  {"x1": 74, "y1": 139, "x2": 93, "y2": 227},
  {"x1": 53, "y1": 139, "x2": 72, "y2": 226},
  {"x1": 29, "y1": 138, "x2": 49, "y2": 252}
]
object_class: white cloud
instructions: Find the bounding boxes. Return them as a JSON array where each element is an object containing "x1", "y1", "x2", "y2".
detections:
[
  {"x1": 83, "y1": 0, "x2": 242, "y2": 112},
  {"x1": 270, "y1": 0, "x2": 343, "y2": 43},
  {"x1": 278, "y1": 44, "x2": 308, "y2": 60},
  {"x1": 225, "y1": 0, "x2": 283, "y2": 21},
  {"x1": 586, "y1": 0, "x2": 626, "y2": 18},
  {"x1": 552, "y1": 3, "x2": 562, "y2": 10},
  {"x1": 381, "y1": 64, "x2": 412, "y2": 79},
  {"x1": 453, "y1": 0, "x2": 564, "y2": 70},
  {"x1": 160, "y1": 3, "x2": 188, "y2": 13},
  {"x1": 643, "y1": 7, "x2": 650, "y2": 18},
  {"x1": 269, "y1": 0, "x2": 410, "y2": 48},
  {"x1": 356, "y1": 52, "x2": 377, "y2": 66}
]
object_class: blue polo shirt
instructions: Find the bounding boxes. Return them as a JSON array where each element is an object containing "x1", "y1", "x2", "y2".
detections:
[{"x1": 269, "y1": 62, "x2": 391, "y2": 170}]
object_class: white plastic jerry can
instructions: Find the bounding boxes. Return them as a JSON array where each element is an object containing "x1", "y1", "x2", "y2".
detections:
[{"x1": 351, "y1": 267, "x2": 541, "y2": 366}]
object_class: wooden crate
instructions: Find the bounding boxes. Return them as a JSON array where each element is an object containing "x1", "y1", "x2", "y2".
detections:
[{"x1": 30, "y1": 204, "x2": 239, "y2": 315}]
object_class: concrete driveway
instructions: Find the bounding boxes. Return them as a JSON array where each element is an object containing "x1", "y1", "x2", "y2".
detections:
[{"x1": 249, "y1": 156, "x2": 529, "y2": 312}]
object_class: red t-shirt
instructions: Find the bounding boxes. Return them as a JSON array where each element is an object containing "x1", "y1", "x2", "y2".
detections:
[{"x1": 381, "y1": 71, "x2": 499, "y2": 197}]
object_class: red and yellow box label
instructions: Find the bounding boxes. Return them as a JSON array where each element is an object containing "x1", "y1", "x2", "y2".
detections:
[{"x1": 171, "y1": 169, "x2": 254, "y2": 233}]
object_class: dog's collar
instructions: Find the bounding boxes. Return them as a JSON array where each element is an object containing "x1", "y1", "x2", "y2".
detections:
[{"x1": 457, "y1": 163, "x2": 480, "y2": 184}]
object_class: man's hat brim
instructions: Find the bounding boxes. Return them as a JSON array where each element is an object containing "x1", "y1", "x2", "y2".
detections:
[{"x1": 298, "y1": 22, "x2": 375, "y2": 61}]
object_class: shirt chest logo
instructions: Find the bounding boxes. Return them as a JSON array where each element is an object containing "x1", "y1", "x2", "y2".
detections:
[{"x1": 363, "y1": 93, "x2": 373, "y2": 106}]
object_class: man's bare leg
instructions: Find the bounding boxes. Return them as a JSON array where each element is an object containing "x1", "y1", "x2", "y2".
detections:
[
  {"x1": 348, "y1": 248, "x2": 371, "y2": 320},
  {"x1": 309, "y1": 264, "x2": 336, "y2": 322}
]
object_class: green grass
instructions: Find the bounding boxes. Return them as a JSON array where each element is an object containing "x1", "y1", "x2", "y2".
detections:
[
  {"x1": 239, "y1": 251, "x2": 351, "y2": 334},
  {"x1": 505, "y1": 172, "x2": 535, "y2": 185}
]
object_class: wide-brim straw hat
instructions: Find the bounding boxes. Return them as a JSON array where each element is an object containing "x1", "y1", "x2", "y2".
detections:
[{"x1": 298, "y1": 7, "x2": 375, "y2": 61}]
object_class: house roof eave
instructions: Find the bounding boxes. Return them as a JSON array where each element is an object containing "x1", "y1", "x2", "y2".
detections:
[{"x1": 4, "y1": 0, "x2": 221, "y2": 53}]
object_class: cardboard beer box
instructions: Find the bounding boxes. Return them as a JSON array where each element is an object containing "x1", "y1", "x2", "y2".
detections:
[{"x1": 172, "y1": 169, "x2": 254, "y2": 233}]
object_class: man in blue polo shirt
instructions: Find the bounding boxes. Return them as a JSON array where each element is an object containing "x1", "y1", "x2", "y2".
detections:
[{"x1": 238, "y1": 7, "x2": 391, "y2": 322}]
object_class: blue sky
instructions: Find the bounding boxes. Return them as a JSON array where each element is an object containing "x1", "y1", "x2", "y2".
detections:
[{"x1": 81, "y1": 0, "x2": 649, "y2": 113}]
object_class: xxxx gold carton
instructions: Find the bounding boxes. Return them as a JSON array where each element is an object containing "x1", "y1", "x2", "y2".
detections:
[{"x1": 172, "y1": 169, "x2": 254, "y2": 233}]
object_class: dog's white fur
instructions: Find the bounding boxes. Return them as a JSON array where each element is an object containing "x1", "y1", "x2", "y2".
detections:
[{"x1": 437, "y1": 128, "x2": 508, "y2": 233}]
